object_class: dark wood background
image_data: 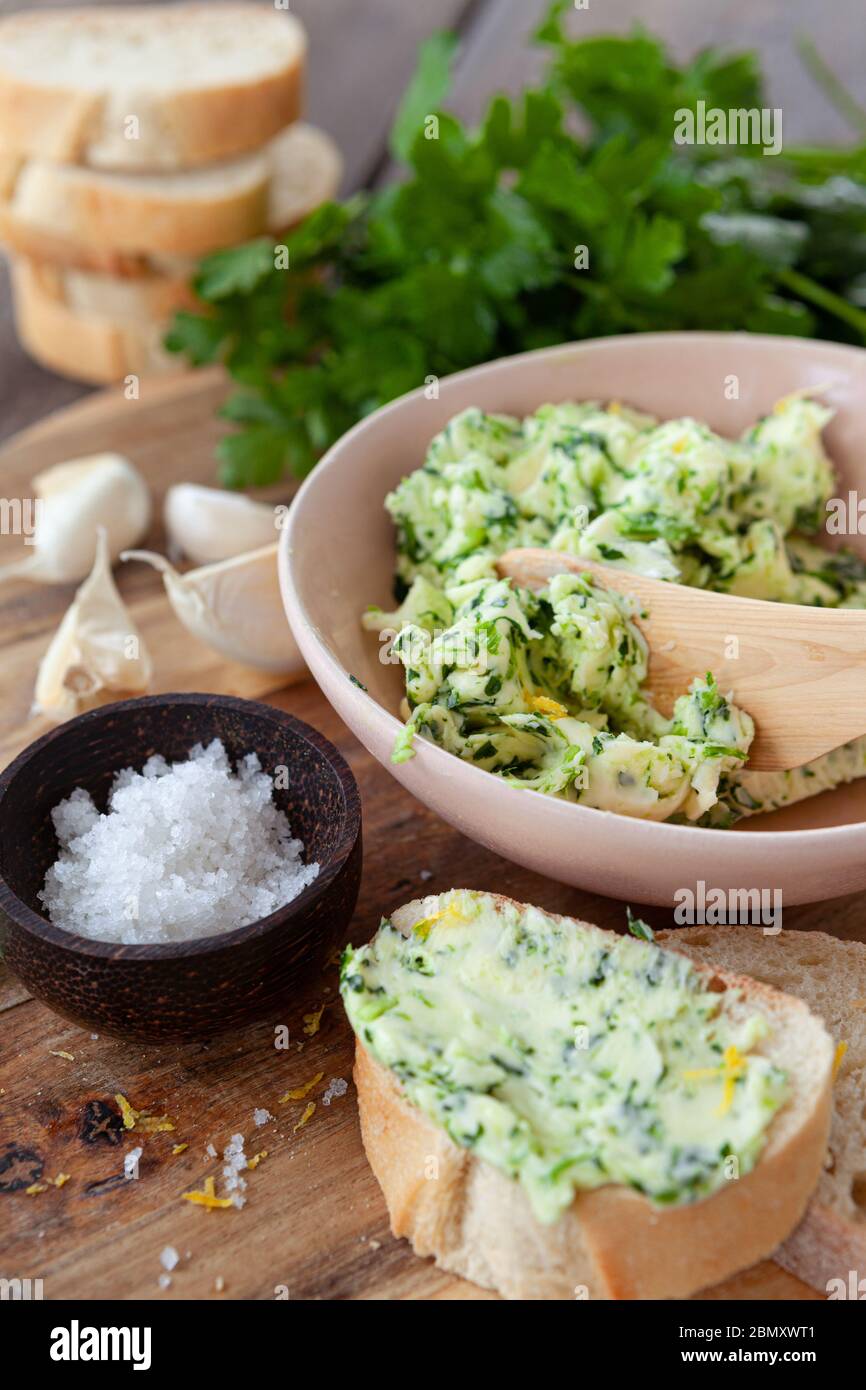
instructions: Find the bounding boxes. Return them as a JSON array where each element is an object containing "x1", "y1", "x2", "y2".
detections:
[{"x1": 1, "y1": 0, "x2": 865, "y2": 442}]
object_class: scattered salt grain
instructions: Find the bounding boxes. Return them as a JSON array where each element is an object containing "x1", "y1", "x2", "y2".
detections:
[
  {"x1": 39, "y1": 740, "x2": 319, "y2": 944},
  {"x1": 222, "y1": 1133, "x2": 248, "y2": 1208},
  {"x1": 124, "y1": 1146, "x2": 142, "y2": 1180},
  {"x1": 419, "y1": 869, "x2": 433, "y2": 882},
  {"x1": 158, "y1": 1274, "x2": 172, "y2": 1290},
  {"x1": 214, "y1": 1275, "x2": 225, "y2": 1293},
  {"x1": 160, "y1": 1246, "x2": 180, "y2": 1272},
  {"x1": 322, "y1": 1077, "x2": 348, "y2": 1107},
  {"x1": 205, "y1": 1142, "x2": 217, "y2": 1158},
  {"x1": 253, "y1": 1108, "x2": 273, "y2": 1127}
]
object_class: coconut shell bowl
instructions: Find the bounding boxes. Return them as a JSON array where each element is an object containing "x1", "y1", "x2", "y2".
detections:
[{"x1": 0, "y1": 693, "x2": 362, "y2": 1042}]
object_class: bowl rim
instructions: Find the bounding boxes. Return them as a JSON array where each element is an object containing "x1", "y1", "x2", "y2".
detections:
[
  {"x1": 280, "y1": 330, "x2": 866, "y2": 848},
  {"x1": 0, "y1": 691, "x2": 361, "y2": 960}
]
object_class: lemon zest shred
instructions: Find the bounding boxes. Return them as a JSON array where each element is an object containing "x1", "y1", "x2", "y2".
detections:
[
  {"x1": 280, "y1": 1071, "x2": 323, "y2": 1103},
  {"x1": 172, "y1": 1143, "x2": 189, "y2": 1156},
  {"x1": 248, "y1": 1150, "x2": 268, "y2": 1169},
  {"x1": 181, "y1": 1187, "x2": 235, "y2": 1211},
  {"x1": 25, "y1": 1183, "x2": 47, "y2": 1195},
  {"x1": 530, "y1": 694, "x2": 568, "y2": 719},
  {"x1": 115, "y1": 1093, "x2": 138, "y2": 1130},
  {"x1": 414, "y1": 896, "x2": 471, "y2": 939},
  {"x1": 114, "y1": 1092, "x2": 176, "y2": 1134},
  {"x1": 138, "y1": 1115, "x2": 175, "y2": 1134},
  {"x1": 683, "y1": 1044, "x2": 747, "y2": 1116},
  {"x1": 293, "y1": 1101, "x2": 316, "y2": 1132},
  {"x1": 48, "y1": 1173, "x2": 70, "y2": 1188},
  {"x1": 412, "y1": 912, "x2": 441, "y2": 940},
  {"x1": 50, "y1": 1050, "x2": 75, "y2": 1062},
  {"x1": 833, "y1": 1041, "x2": 848, "y2": 1079},
  {"x1": 303, "y1": 1005, "x2": 325, "y2": 1037}
]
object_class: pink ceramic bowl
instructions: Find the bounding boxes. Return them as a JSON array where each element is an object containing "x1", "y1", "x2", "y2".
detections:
[{"x1": 279, "y1": 334, "x2": 866, "y2": 906}]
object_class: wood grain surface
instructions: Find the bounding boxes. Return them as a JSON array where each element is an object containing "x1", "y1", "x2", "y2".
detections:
[
  {"x1": 0, "y1": 0, "x2": 863, "y2": 1304},
  {"x1": 0, "y1": 371, "x2": 857, "y2": 1302}
]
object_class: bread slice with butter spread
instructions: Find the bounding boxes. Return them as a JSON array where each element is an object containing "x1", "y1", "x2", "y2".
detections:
[{"x1": 343, "y1": 890, "x2": 834, "y2": 1300}]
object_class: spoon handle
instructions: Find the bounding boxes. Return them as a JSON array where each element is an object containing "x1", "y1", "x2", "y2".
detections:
[{"x1": 497, "y1": 548, "x2": 866, "y2": 772}]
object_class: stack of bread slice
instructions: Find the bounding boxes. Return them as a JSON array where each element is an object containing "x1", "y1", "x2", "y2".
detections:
[{"x1": 0, "y1": 4, "x2": 342, "y2": 383}]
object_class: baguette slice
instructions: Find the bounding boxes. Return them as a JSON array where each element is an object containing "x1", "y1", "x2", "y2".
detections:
[
  {"x1": 22, "y1": 258, "x2": 197, "y2": 325},
  {"x1": 659, "y1": 924, "x2": 865, "y2": 1294},
  {"x1": 353, "y1": 891, "x2": 834, "y2": 1300},
  {"x1": 0, "y1": 123, "x2": 342, "y2": 275},
  {"x1": 0, "y1": 4, "x2": 306, "y2": 172},
  {"x1": 10, "y1": 257, "x2": 179, "y2": 384}
]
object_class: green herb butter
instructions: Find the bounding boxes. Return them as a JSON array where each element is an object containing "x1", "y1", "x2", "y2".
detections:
[
  {"x1": 364, "y1": 396, "x2": 866, "y2": 823},
  {"x1": 341, "y1": 891, "x2": 787, "y2": 1224}
]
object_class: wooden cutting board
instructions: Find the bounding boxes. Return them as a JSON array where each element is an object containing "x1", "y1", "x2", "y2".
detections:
[{"x1": 0, "y1": 371, "x2": 828, "y2": 1300}]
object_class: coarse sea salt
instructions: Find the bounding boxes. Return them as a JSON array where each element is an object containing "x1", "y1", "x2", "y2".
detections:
[
  {"x1": 39, "y1": 740, "x2": 319, "y2": 945},
  {"x1": 322, "y1": 1077, "x2": 348, "y2": 1107}
]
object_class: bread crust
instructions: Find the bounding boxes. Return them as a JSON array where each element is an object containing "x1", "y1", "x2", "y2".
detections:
[
  {"x1": 10, "y1": 258, "x2": 181, "y2": 384},
  {"x1": 0, "y1": 124, "x2": 342, "y2": 276},
  {"x1": 1, "y1": 155, "x2": 271, "y2": 258},
  {"x1": 0, "y1": 5, "x2": 306, "y2": 172},
  {"x1": 25, "y1": 258, "x2": 197, "y2": 323},
  {"x1": 353, "y1": 892, "x2": 835, "y2": 1299}
]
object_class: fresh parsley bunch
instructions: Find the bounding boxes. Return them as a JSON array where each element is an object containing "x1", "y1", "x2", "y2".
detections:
[{"x1": 166, "y1": 1, "x2": 866, "y2": 487}]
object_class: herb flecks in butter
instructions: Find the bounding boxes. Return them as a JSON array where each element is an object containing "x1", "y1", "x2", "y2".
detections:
[
  {"x1": 364, "y1": 397, "x2": 866, "y2": 824},
  {"x1": 341, "y1": 892, "x2": 787, "y2": 1224}
]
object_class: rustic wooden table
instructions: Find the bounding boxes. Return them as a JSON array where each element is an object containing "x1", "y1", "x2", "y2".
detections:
[{"x1": 0, "y1": 0, "x2": 863, "y2": 1303}]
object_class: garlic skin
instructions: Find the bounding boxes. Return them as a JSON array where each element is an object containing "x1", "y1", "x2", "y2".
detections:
[
  {"x1": 164, "y1": 483, "x2": 281, "y2": 566},
  {"x1": 34, "y1": 529, "x2": 153, "y2": 722},
  {"x1": 122, "y1": 544, "x2": 304, "y2": 676},
  {"x1": 1, "y1": 453, "x2": 151, "y2": 585}
]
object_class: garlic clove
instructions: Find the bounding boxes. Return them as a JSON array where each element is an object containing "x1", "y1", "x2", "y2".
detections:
[
  {"x1": 33, "y1": 528, "x2": 153, "y2": 722},
  {"x1": 164, "y1": 483, "x2": 282, "y2": 566},
  {"x1": 122, "y1": 544, "x2": 304, "y2": 676},
  {"x1": 0, "y1": 453, "x2": 151, "y2": 586}
]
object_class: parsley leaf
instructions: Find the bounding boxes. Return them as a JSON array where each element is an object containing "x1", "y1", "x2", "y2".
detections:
[{"x1": 167, "y1": 4, "x2": 866, "y2": 486}]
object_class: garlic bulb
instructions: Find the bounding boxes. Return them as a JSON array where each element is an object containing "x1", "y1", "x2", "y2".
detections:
[
  {"x1": 164, "y1": 483, "x2": 282, "y2": 566},
  {"x1": 34, "y1": 529, "x2": 153, "y2": 722},
  {"x1": 122, "y1": 544, "x2": 304, "y2": 676},
  {"x1": 0, "y1": 453, "x2": 151, "y2": 585}
]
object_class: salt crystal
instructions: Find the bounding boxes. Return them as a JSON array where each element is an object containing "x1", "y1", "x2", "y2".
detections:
[
  {"x1": 420, "y1": 869, "x2": 433, "y2": 882},
  {"x1": 124, "y1": 1146, "x2": 142, "y2": 1180},
  {"x1": 160, "y1": 1246, "x2": 180, "y2": 1272},
  {"x1": 253, "y1": 1108, "x2": 273, "y2": 1127},
  {"x1": 322, "y1": 1077, "x2": 348, "y2": 1107},
  {"x1": 158, "y1": 1274, "x2": 172, "y2": 1290},
  {"x1": 223, "y1": 1134, "x2": 248, "y2": 1197},
  {"x1": 206, "y1": 1142, "x2": 217, "y2": 1158},
  {"x1": 39, "y1": 740, "x2": 319, "y2": 944}
]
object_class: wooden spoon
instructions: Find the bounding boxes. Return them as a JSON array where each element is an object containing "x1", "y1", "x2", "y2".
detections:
[{"x1": 497, "y1": 547, "x2": 866, "y2": 771}]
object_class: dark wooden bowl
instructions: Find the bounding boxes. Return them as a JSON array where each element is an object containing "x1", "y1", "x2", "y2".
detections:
[{"x1": 0, "y1": 693, "x2": 362, "y2": 1042}]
